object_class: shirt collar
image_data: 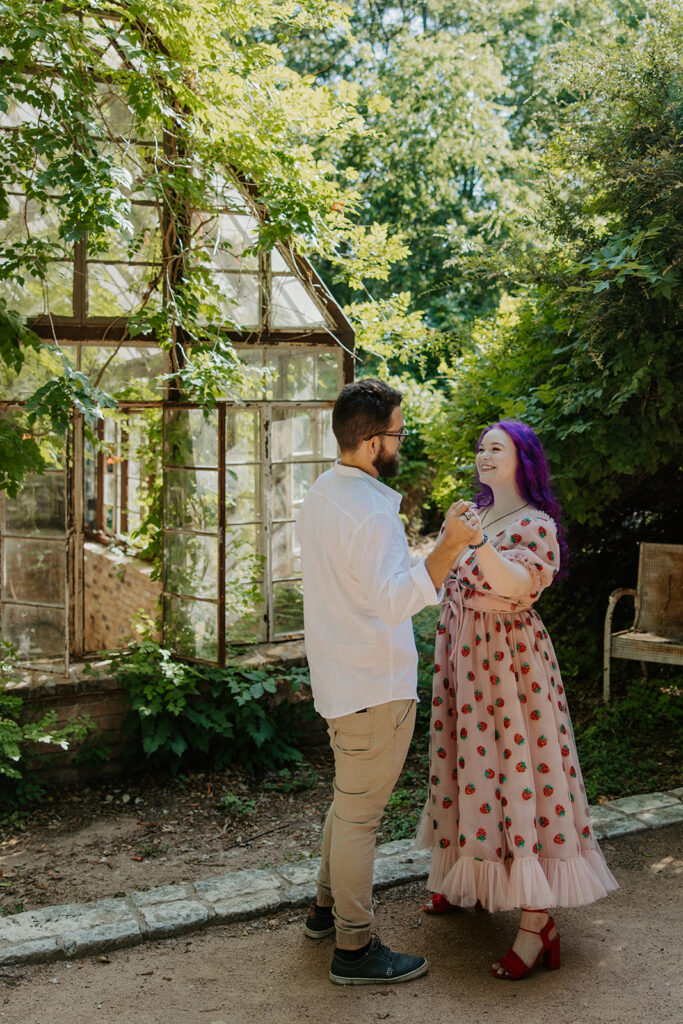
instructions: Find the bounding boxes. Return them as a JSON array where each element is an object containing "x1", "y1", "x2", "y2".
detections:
[{"x1": 333, "y1": 460, "x2": 402, "y2": 511}]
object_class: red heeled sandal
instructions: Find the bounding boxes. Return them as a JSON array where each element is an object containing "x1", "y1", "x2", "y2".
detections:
[
  {"x1": 423, "y1": 894, "x2": 484, "y2": 914},
  {"x1": 491, "y1": 915, "x2": 561, "y2": 980}
]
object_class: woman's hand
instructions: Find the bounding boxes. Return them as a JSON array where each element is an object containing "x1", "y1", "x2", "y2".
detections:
[
  {"x1": 460, "y1": 505, "x2": 484, "y2": 546},
  {"x1": 427, "y1": 502, "x2": 479, "y2": 588},
  {"x1": 442, "y1": 501, "x2": 484, "y2": 546}
]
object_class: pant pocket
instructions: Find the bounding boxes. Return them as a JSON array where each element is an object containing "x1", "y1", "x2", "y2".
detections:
[
  {"x1": 331, "y1": 709, "x2": 375, "y2": 753},
  {"x1": 393, "y1": 699, "x2": 415, "y2": 731}
]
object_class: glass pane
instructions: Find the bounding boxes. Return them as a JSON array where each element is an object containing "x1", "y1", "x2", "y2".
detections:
[
  {"x1": 98, "y1": 141, "x2": 158, "y2": 199},
  {"x1": 226, "y1": 580, "x2": 266, "y2": 645},
  {"x1": 271, "y1": 248, "x2": 289, "y2": 272},
  {"x1": 164, "y1": 408, "x2": 218, "y2": 468},
  {"x1": 225, "y1": 408, "x2": 259, "y2": 463},
  {"x1": 81, "y1": 344, "x2": 164, "y2": 400},
  {"x1": 83, "y1": 20, "x2": 125, "y2": 71},
  {"x1": 268, "y1": 351, "x2": 315, "y2": 401},
  {"x1": 2, "y1": 538, "x2": 65, "y2": 605},
  {"x1": 272, "y1": 580, "x2": 304, "y2": 635},
  {"x1": 271, "y1": 276, "x2": 327, "y2": 328},
  {"x1": 272, "y1": 522, "x2": 300, "y2": 580},
  {"x1": 225, "y1": 524, "x2": 263, "y2": 583},
  {"x1": 0, "y1": 98, "x2": 42, "y2": 128},
  {"x1": 191, "y1": 211, "x2": 259, "y2": 270},
  {"x1": 271, "y1": 462, "x2": 331, "y2": 520},
  {"x1": 4, "y1": 472, "x2": 66, "y2": 535},
  {"x1": 2, "y1": 261, "x2": 73, "y2": 318},
  {"x1": 164, "y1": 470, "x2": 219, "y2": 531},
  {"x1": 201, "y1": 272, "x2": 260, "y2": 329},
  {"x1": 234, "y1": 349, "x2": 271, "y2": 400},
  {"x1": 84, "y1": 436, "x2": 98, "y2": 531},
  {"x1": 271, "y1": 408, "x2": 311, "y2": 461},
  {"x1": 205, "y1": 173, "x2": 252, "y2": 213},
  {"x1": 0, "y1": 194, "x2": 63, "y2": 245},
  {"x1": 100, "y1": 418, "x2": 122, "y2": 533},
  {"x1": 88, "y1": 203, "x2": 161, "y2": 262},
  {"x1": 164, "y1": 595, "x2": 218, "y2": 662},
  {"x1": 87, "y1": 261, "x2": 162, "y2": 317},
  {"x1": 226, "y1": 464, "x2": 260, "y2": 524},
  {"x1": 316, "y1": 351, "x2": 341, "y2": 398},
  {"x1": 225, "y1": 522, "x2": 264, "y2": 644},
  {"x1": 0, "y1": 342, "x2": 76, "y2": 401},
  {"x1": 1, "y1": 603, "x2": 66, "y2": 661},
  {"x1": 164, "y1": 531, "x2": 218, "y2": 599},
  {"x1": 271, "y1": 408, "x2": 336, "y2": 462},
  {"x1": 96, "y1": 83, "x2": 135, "y2": 137}
]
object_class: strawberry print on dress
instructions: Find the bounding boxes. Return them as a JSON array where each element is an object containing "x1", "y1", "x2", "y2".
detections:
[{"x1": 415, "y1": 512, "x2": 618, "y2": 910}]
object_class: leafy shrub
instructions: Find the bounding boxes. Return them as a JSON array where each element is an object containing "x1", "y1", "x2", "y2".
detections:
[
  {"x1": 113, "y1": 641, "x2": 314, "y2": 773},
  {"x1": 0, "y1": 641, "x2": 92, "y2": 809},
  {"x1": 574, "y1": 677, "x2": 682, "y2": 802}
]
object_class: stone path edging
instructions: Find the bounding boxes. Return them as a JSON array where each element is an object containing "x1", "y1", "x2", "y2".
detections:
[{"x1": 1, "y1": 788, "x2": 681, "y2": 967}]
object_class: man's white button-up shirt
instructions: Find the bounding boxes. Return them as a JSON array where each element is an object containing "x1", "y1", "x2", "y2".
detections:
[{"x1": 296, "y1": 461, "x2": 441, "y2": 720}]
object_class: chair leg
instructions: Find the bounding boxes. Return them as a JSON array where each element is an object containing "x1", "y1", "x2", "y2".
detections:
[
  {"x1": 602, "y1": 648, "x2": 611, "y2": 704},
  {"x1": 640, "y1": 661, "x2": 648, "y2": 683}
]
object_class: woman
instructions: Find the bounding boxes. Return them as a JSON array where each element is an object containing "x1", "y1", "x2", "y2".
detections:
[{"x1": 415, "y1": 421, "x2": 618, "y2": 980}]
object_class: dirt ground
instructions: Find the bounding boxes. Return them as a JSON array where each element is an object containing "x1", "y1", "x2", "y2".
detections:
[
  {"x1": 0, "y1": 747, "x2": 340, "y2": 915},
  {"x1": 1, "y1": 822, "x2": 681, "y2": 1024}
]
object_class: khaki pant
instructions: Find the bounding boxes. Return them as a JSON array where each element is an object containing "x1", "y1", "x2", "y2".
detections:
[{"x1": 317, "y1": 698, "x2": 416, "y2": 948}]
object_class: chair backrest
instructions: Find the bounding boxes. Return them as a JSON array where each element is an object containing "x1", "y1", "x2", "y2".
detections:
[{"x1": 635, "y1": 542, "x2": 683, "y2": 639}]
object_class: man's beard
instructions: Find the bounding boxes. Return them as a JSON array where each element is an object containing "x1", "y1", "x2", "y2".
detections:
[{"x1": 373, "y1": 442, "x2": 400, "y2": 479}]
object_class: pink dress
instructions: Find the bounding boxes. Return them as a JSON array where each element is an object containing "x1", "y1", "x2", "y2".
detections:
[{"x1": 415, "y1": 511, "x2": 618, "y2": 910}]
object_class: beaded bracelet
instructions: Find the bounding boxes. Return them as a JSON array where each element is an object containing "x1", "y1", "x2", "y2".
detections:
[{"x1": 468, "y1": 533, "x2": 488, "y2": 550}]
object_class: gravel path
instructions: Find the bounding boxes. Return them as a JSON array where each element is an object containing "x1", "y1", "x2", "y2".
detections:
[{"x1": 2, "y1": 821, "x2": 681, "y2": 1024}]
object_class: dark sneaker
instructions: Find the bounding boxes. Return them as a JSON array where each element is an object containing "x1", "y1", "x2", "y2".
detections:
[
  {"x1": 329, "y1": 936, "x2": 428, "y2": 985},
  {"x1": 304, "y1": 903, "x2": 335, "y2": 939}
]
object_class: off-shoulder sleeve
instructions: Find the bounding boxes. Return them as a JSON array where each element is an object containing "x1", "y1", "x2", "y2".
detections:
[{"x1": 497, "y1": 515, "x2": 560, "y2": 598}]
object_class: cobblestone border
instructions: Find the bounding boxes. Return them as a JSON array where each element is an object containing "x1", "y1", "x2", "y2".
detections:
[{"x1": 1, "y1": 789, "x2": 681, "y2": 967}]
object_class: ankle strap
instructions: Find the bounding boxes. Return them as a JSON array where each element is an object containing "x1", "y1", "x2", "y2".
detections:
[{"x1": 519, "y1": 915, "x2": 555, "y2": 937}]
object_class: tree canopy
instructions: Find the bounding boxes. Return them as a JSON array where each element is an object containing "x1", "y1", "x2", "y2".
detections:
[{"x1": 428, "y1": 0, "x2": 682, "y2": 531}]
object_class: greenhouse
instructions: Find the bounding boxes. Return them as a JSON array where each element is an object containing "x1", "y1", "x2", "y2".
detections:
[{"x1": 0, "y1": 13, "x2": 354, "y2": 675}]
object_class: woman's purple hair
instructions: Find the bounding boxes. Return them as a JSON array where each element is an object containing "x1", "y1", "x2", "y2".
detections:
[{"x1": 474, "y1": 420, "x2": 569, "y2": 580}]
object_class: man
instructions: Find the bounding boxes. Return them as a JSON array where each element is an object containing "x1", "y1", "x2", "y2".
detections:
[{"x1": 296, "y1": 378, "x2": 478, "y2": 985}]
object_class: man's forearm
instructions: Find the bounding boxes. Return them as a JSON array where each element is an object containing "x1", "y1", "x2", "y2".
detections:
[
  {"x1": 424, "y1": 503, "x2": 480, "y2": 588},
  {"x1": 424, "y1": 540, "x2": 468, "y2": 589}
]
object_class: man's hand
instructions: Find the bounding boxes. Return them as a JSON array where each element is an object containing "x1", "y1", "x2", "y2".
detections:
[{"x1": 425, "y1": 501, "x2": 480, "y2": 590}]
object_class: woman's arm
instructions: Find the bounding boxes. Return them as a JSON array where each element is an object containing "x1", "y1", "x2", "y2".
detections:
[{"x1": 464, "y1": 509, "x2": 533, "y2": 599}]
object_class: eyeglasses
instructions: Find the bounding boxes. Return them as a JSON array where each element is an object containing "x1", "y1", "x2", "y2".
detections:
[{"x1": 363, "y1": 428, "x2": 410, "y2": 446}]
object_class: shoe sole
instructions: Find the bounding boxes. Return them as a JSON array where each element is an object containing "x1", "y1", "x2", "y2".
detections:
[
  {"x1": 304, "y1": 924, "x2": 336, "y2": 939},
  {"x1": 329, "y1": 959, "x2": 429, "y2": 986}
]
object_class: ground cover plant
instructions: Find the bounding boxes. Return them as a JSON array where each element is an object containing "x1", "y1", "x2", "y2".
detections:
[{"x1": 112, "y1": 641, "x2": 315, "y2": 774}]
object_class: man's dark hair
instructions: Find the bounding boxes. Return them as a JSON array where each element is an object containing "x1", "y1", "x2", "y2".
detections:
[{"x1": 332, "y1": 378, "x2": 402, "y2": 452}]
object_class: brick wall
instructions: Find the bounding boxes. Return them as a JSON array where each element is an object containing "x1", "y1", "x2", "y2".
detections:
[{"x1": 83, "y1": 542, "x2": 161, "y2": 652}]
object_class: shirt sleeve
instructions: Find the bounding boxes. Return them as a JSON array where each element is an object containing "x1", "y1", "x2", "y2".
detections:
[
  {"x1": 497, "y1": 515, "x2": 560, "y2": 598},
  {"x1": 350, "y1": 510, "x2": 441, "y2": 627}
]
